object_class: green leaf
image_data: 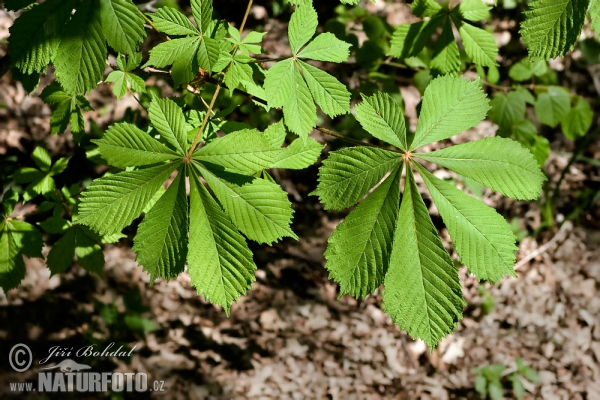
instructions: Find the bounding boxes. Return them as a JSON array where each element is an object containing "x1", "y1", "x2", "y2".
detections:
[
  {"x1": 591, "y1": 0, "x2": 600, "y2": 35},
  {"x1": 150, "y1": 7, "x2": 199, "y2": 36},
  {"x1": 488, "y1": 91, "x2": 527, "y2": 132},
  {"x1": 511, "y1": 376, "x2": 525, "y2": 400},
  {"x1": 416, "y1": 136, "x2": 546, "y2": 200},
  {"x1": 196, "y1": 36, "x2": 221, "y2": 73},
  {"x1": 416, "y1": 164, "x2": 517, "y2": 282},
  {"x1": 7, "y1": 220, "x2": 44, "y2": 259},
  {"x1": 190, "y1": 0, "x2": 213, "y2": 34},
  {"x1": 75, "y1": 228, "x2": 104, "y2": 275},
  {"x1": 188, "y1": 175, "x2": 256, "y2": 315},
  {"x1": 133, "y1": 170, "x2": 187, "y2": 282},
  {"x1": 283, "y1": 64, "x2": 317, "y2": 137},
  {"x1": 411, "y1": 75, "x2": 490, "y2": 150},
  {"x1": 0, "y1": 228, "x2": 26, "y2": 292},
  {"x1": 100, "y1": 0, "x2": 146, "y2": 55},
  {"x1": 263, "y1": 121, "x2": 287, "y2": 148},
  {"x1": 47, "y1": 228, "x2": 76, "y2": 275},
  {"x1": 93, "y1": 122, "x2": 179, "y2": 168},
  {"x1": 410, "y1": 0, "x2": 442, "y2": 17},
  {"x1": 53, "y1": 0, "x2": 107, "y2": 95},
  {"x1": 288, "y1": 4, "x2": 318, "y2": 54},
  {"x1": 354, "y1": 92, "x2": 407, "y2": 150},
  {"x1": 148, "y1": 97, "x2": 189, "y2": 154},
  {"x1": 105, "y1": 71, "x2": 128, "y2": 99},
  {"x1": 508, "y1": 59, "x2": 548, "y2": 81},
  {"x1": 32, "y1": 147, "x2": 52, "y2": 172},
  {"x1": 8, "y1": 0, "x2": 75, "y2": 74},
  {"x1": 430, "y1": 18, "x2": 461, "y2": 75},
  {"x1": 520, "y1": 0, "x2": 590, "y2": 59},
  {"x1": 270, "y1": 137, "x2": 324, "y2": 169},
  {"x1": 388, "y1": 17, "x2": 444, "y2": 59},
  {"x1": 325, "y1": 164, "x2": 401, "y2": 298},
  {"x1": 299, "y1": 61, "x2": 350, "y2": 118},
  {"x1": 312, "y1": 147, "x2": 401, "y2": 210},
  {"x1": 297, "y1": 33, "x2": 351, "y2": 62},
  {"x1": 561, "y1": 96, "x2": 593, "y2": 139},
  {"x1": 200, "y1": 169, "x2": 297, "y2": 244},
  {"x1": 172, "y1": 38, "x2": 201, "y2": 87},
  {"x1": 193, "y1": 129, "x2": 280, "y2": 174},
  {"x1": 264, "y1": 59, "x2": 294, "y2": 108},
  {"x1": 457, "y1": 0, "x2": 491, "y2": 21},
  {"x1": 455, "y1": 19, "x2": 498, "y2": 67},
  {"x1": 39, "y1": 217, "x2": 70, "y2": 234},
  {"x1": 534, "y1": 86, "x2": 571, "y2": 128},
  {"x1": 77, "y1": 163, "x2": 178, "y2": 235},
  {"x1": 144, "y1": 37, "x2": 196, "y2": 68},
  {"x1": 383, "y1": 168, "x2": 465, "y2": 348},
  {"x1": 513, "y1": 119, "x2": 550, "y2": 166}
]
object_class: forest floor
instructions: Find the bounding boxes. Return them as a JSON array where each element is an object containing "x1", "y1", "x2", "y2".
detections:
[{"x1": 1, "y1": 2, "x2": 600, "y2": 399}]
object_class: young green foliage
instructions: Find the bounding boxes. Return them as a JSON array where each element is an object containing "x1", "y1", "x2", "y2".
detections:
[
  {"x1": 40, "y1": 83, "x2": 94, "y2": 138},
  {"x1": 8, "y1": 0, "x2": 146, "y2": 94},
  {"x1": 388, "y1": 0, "x2": 498, "y2": 74},
  {"x1": 105, "y1": 53, "x2": 147, "y2": 99},
  {"x1": 144, "y1": 0, "x2": 225, "y2": 87},
  {"x1": 11, "y1": 147, "x2": 71, "y2": 202},
  {"x1": 75, "y1": 96, "x2": 320, "y2": 313},
  {"x1": 264, "y1": 4, "x2": 352, "y2": 137},
  {"x1": 314, "y1": 75, "x2": 546, "y2": 347}
]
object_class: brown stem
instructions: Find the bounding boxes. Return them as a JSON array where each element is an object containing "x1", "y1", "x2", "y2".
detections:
[{"x1": 239, "y1": 0, "x2": 253, "y2": 33}]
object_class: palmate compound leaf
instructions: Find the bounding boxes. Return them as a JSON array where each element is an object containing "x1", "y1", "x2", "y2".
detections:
[
  {"x1": 263, "y1": 5, "x2": 351, "y2": 137},
  {"x1": 188, "y1": 174, "x2": 256, "y2": 315},
  {"x1": 133, "y1": 168, "x2": 188, "y2": 282},
  {"x1": 324, "y1": 163, "x2": 402, "y2": 298},
  {"x1": 198, "y1": 166, "x2": 297, "y2": 245},
  {"x1": 520, "y1": 0, "x2": 590, "y2": 59},
  {"x1": 76, "y1": 163, "x2": 179, "y2": 235},
  {"x1": 144, "y1": 1, "x2": 221, "y2": 86},
  {"x1": 415, "y1": 163, "x2": 517, "y2": 282},
  {"x1": 354, "y1": 92, "x2": 407, "y2": 151},
  {"x1": 311, "y1": 147, "x2": 402, "y2": 210},
  {"x1": 415, "y1": 136, "x2": 546, "y2": 200},
  {"x1": 383, "y1": 168, "x2": 465, "y2": 349},
  {"x1": 411, "y1": 75, "x2": 489, "y2": 150}
]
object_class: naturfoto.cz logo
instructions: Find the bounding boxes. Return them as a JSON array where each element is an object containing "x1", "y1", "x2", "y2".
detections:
[{"x1": 7, "y1": 343, "x2": 165, "y2": 394}]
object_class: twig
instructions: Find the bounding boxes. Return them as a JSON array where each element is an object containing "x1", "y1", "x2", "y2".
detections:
[
  {"x1": 137, "y1": 8, "x2": 171, "y2": 41},
  {"x1": 514, "y1": 221, "x2": 573, "y2": 270}
]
